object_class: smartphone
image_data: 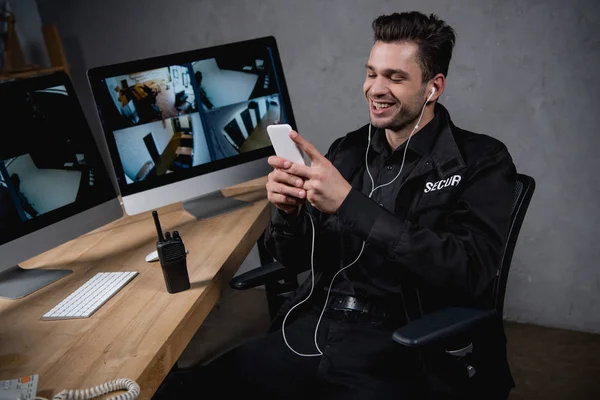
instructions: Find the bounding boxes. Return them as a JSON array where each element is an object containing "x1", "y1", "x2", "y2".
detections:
[{"x1": 267, "y1": 124, "x2": 306, "y2": 165}]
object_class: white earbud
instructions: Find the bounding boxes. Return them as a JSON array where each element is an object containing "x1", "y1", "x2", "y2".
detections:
[
  {"x1": 428, "y1": 87, "x2": 436, "y2": 102},
  {"x1": 414, "y1": 87, "x2": 436, "y2": 130}
]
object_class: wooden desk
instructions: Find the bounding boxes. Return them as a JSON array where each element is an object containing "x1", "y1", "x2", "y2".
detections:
[{"x1": 0, "y1": 177, "x2": 271, "y2": 399}]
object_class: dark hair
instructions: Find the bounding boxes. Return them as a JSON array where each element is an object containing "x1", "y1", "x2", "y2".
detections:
[{"x1": 372, "y1": 12, "x2": 456, "y2": 82}]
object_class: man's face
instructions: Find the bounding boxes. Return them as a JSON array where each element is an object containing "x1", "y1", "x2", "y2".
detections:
[{"x1": 363, "y1": 41, "x2": 427, "y2": 132}]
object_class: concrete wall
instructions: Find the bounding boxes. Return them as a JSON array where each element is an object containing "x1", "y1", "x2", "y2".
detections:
[
  {"x1": 2, "y1": 0, "x2": 50, "y2": 68},
  {"x1": 36, "y1": 0, "x2": 600, "y2": 333}
]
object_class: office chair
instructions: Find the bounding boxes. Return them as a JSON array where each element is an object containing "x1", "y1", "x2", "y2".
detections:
[{"x1": 230, "y1": 173, "x2": 535, "y2": 356}]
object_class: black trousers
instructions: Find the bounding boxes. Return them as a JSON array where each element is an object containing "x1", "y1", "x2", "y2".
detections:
[{"x1": 188, "y1": 303, "x2": 427, "y2": 399}]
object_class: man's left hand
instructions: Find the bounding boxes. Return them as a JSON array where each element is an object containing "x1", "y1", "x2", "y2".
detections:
[{"x1": 284, "y1": 130, "x2": 352, "y2": 214}]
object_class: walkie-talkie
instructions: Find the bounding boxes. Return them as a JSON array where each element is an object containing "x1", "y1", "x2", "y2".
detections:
[{"x1": 153, "y1": 210, "x2": 190, "y2": 294}]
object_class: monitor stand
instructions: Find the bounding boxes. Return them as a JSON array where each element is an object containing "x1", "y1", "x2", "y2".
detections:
[
  {"x1": 0, "y1": 265, "x2": 72, "y2": 299},
  {"x1": 182, "y1": 190, "x2": 253, "y2": 220}
]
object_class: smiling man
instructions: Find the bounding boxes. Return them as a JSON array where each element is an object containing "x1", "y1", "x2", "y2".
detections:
[{"x1": 183, "y1": 11, "x2": 517, "y2": 399}]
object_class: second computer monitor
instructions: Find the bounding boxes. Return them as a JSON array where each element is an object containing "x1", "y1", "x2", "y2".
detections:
[
  {"x1": 87, "y1": 36, "x2": 296, "y2": 217},
  {"x1": 0, "y1": 72, "x2": 123, "y2": 299}
]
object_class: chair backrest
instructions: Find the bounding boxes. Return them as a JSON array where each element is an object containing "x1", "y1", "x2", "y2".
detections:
[{"x1": 494, "y1": 173, "x2": 536, "y2": 317}]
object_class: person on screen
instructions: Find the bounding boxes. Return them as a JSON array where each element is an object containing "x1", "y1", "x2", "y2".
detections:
[
  {"x1": 10, "y1": 174, "x2": 39, "y2": 218},
  {"x1": 141, "y1": 84, "x2": 157, "y2": 102},
  {"x1": 169, "y1": 11, "x2": 517, "y2": 399},
  {"x1": 0, "y1": 181, "x2": 23, "y2": 231},
  {"x1": 194, "y1": 71, "x2": 214, "y2": 110}
]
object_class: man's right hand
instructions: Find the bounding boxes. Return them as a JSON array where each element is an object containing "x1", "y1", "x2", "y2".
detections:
[{"x1": 266, "y1": 156, "x2": 306, "y2": 214}]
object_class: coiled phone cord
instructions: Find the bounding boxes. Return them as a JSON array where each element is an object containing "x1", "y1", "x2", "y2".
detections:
[{"x1": 35, "y1": 378, "x2": 140, "y2": 400}]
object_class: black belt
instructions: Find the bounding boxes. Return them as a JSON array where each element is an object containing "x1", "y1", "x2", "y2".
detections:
[{"x1": 327, "y1": 294, "x2": 396, "y2": 321}]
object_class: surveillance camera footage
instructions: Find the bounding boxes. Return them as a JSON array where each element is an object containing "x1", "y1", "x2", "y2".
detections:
[
  {"x1": 94, "y1": 42, "x2": 289, "y2": 186},
  {"x1": 0, "y1": 83, "x2": 114, "y2": 246}
]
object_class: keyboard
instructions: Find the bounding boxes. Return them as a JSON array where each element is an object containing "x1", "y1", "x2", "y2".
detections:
[{"x1": 42, "y1": 271, "x2": 138, "y2": 320}]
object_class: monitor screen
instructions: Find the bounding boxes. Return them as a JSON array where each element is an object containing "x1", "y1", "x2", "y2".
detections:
[
  {"x1": 87, "y1": 36, "x2": 296, "y2": 201},
  {"x1": 0, "y1": 72, "x2": 118, "y2": 247}
]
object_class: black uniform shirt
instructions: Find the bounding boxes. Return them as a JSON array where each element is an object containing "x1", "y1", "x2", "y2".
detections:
[{"x1": 328, "y1": 109, "x2": 442, "y2": 300}]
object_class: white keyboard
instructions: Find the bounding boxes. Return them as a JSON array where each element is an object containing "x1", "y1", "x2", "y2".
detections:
[{"x1": 42, "y1": 271, "x2": 138, "y2": 320}]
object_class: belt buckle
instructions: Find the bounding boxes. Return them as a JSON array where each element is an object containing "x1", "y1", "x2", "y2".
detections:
[
  {"x1": 332, "y1": 296, "x2": 348, "y2": 311},
  {"x1": 333, "y1": 295, "x2": 370, "y2": 314},
  {"x1": 344, "y1": 296, "x2": 359, "y2": 311}
]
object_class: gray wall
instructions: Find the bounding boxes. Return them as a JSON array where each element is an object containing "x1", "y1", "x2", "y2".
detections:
[
  {"x1": 36, "y1": 0, "x2": 600, "y2": 333},
  {"x1": 2, "y1": 0, "x2": 49, "y2": 68}
]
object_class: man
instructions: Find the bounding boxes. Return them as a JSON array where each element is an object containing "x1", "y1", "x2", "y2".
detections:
[
  {"x1": 194, "y1": 71, "x2": 214, "y2": 110},
  {"x1": 0, "y1": 181, "x2": 23, "y2": 242},
  {"x1": 10, "y1": 174, "x2": 39, "y2": 218},
  {"x1": 183, "y1": 11, "x2": 516, "y2": 399}
]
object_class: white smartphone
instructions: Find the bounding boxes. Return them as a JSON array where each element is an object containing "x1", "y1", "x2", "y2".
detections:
[{"x1": 267, "y1": 124, "x2": 306, "y2": 165}]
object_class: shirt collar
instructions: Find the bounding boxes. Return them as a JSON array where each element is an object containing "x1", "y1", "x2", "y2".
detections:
[{"x1": 370, "y1": 104, "x2": 443, "y2": 159}]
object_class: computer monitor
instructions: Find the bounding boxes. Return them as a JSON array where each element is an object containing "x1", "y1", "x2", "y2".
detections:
[
  {"x1": 0, "y1": 72, "x2": 123, "y2": 299},
  {"x1": 87, "y1": 36, "x2": 297, "y2": 218}
]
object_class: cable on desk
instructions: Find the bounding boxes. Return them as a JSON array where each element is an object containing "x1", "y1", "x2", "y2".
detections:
[{"x1": 34, "y1": 378, "x2": 140, "y2": 400}]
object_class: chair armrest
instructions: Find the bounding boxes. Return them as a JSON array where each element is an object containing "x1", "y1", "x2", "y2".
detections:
[
  {"x1": 392, "y1": 307, "x2": 496, "y2": 347},
  {"x1": 229, "y1": 261, "x2": 291, "y2": 290}
]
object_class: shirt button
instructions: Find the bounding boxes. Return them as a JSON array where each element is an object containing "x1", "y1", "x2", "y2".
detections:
[{"x1": 386, "y1": 165, "x2": 393, "y2": 171}]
